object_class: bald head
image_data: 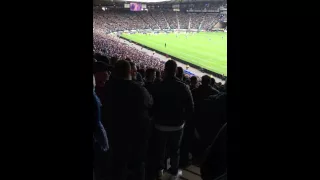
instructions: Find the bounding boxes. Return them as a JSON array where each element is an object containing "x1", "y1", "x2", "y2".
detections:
[{"x1": 165, "y1": 60, "x2": 177, "y2": 77}]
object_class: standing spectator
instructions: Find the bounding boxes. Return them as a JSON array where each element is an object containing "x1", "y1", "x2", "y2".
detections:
[
  {"x1": 144, "y1": 68, "x2": 156, "y2": 96},
  {"x1": 93, "y1": 75, "x2": 109, "y2": 180},
  {"x1": 101, "y1": 60, "x2": 153, "y2": 180},
  {"x1": 196, "y1": 81, "x2": 227, "y2": 157},
  {"x1": 189, "y1": 76, "x2": 199, "y2": 90},
  {"x1": 130, "y1": 61, "x2": 144, "y2": 86},
  {"x1": 152, "y1": 60, "x2": 194, "y2": 180},
  {"x1": 192, "y1": 75, "x2": 220, "y2": 106},
  {"x1": 93, "y1": 61, "x2": 110, "y2": 105},
  {"x1": 176, "y1": 67, "x2": 184, "y2": 82}
]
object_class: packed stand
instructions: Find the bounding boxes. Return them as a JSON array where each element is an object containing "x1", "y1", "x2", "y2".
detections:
[
  {"x1": 138, "y1": 11, "x2": 160, "y2": 29},
  {"x1": 177, "y1": 12, "x2": 190, "y2": 29},
  {"x1": 93, "y1": 32, "x2": 165, "y2": 72},
  {"x1": 202, "y1": 13, "x2": 219, "y2": 31},
  {"x1": 190, "y1": 13, "x2": 204, "y2": 29},
  {"x1": 151, "y1": 11, "x2": 169, "y2": 29},
  {"x1": 164, "y1": 12, "x2": 178, "y2": 29}
]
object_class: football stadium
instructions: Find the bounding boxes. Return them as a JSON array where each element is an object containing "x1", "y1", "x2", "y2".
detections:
[{"x1": 93, "y1": 0, "x2": 227, "y2": 180}]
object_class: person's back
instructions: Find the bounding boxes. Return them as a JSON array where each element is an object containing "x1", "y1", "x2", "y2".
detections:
[
  {"x1": 151, "y1": 60, "x2": 194, "y2": 180},
  {"x1": 153, "y1": 76, "x2": 193, "y2": 127},
  {"x1": 192, "y1": 75, "x2": 219, "y2": 109},
  {"x1": 101, "y1": 60, "x2": 153, "y2": 180},
  {"x1": 196, "y1": 83, "x2": 227, "y2": 151}
]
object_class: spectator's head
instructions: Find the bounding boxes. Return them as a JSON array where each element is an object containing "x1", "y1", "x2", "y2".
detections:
[
  {"x1": 164, "y1": 60, "x2": 177, "y2": 77},
  {"x1": 210, "y1": 78, "x2": 216, "y2": 86},
  {"x1": 93, "y1": 61, "x2": 110, "y2": 87},
  {"x1": 129, "y1": 61, "x2": 137, "y2": 80},
  {"x1": 176, "y1": 67, "x2": 184, "y2": 80},
  {"x1": 201, "y1": 75, "x2": 211, "y2": 86},
  {"x1": 190, "y1": 76, "x2": 198, "y2": 87},
  {"x1": 145, "y1": 68, "x2": 156, "y2": 82},
  {"x1": 114, "y1": 60, "x2": 132, "y2": 80}
]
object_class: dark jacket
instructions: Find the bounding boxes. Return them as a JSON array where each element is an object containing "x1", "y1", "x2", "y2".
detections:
[
  {"x1": 101, "y1": 79, "x2": 153, "y2": 144},
  {"x1": 196, "y1": 92, "x2": 227, "y2": 147},
  {"x1": 93, "y1": 91, "x2": 109, "y2": 152},
  {"x1": 152, "y1": 76, "x2": 194, "y2": 127},
  {"x1": 192, "y1": 85, "x2": 219, "y2": 107},
  {"x1": 144, "y1": 81, "x2": 156, "y2": 97},
  {"x1": 201, "y1": 123, "x2": 227, "y2": 180}
]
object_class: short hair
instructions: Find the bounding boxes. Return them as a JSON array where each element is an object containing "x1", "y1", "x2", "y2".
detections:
[
  {"x1": 190, "y1": 76, "x2": 198, "y2": 83},
  {"x1": 114, "y1": 60, "x2": 131, "y2": 79},
  {"x1": 176, "y1": 67, "x2": 184, "y2": 78},
  {"x1": 165, "y1": 60, "x2": 177, "y2": 75},
  {"x1": 145, "y1": 68, "x2": 156, "y2": 79},
  {"x1": 211, "y1": 78, "x2": 216, "y2": 85},
  {"x1": 93, "y1": 61, "x2": 108, "y2": 74},
  {"x1": 201, "y1": 75, "x2": 211, "y2": 86}
]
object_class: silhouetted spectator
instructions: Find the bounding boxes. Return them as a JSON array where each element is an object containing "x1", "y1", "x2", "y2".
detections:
[
  {"x1": 101, "y1": 60, "x2": 153, "y2": 180},
  {"x1": 151, "y1": 60, "x2": 194, "y2": 180},
  {"x1": 130, "y1": 61, "x2": 144, "y2": 86},
  {"x1": 93, "y1": 61, "x2": 110, "y2": 105},
  {"x1": 192, "y1": 75, "x2": 219, "y2": 106},
  {"x1": 190, "y1": 76, "x2": 199, "y2": 90},
  {"x1": 176, "y1": 66, "x2": 184, "y2": 81},
  {"x1": 93, "y1": 75, "x2": 109, "y2": 180},
  {"x1": 195, "y1": 81, "x2": 227, "y2": 155},
  {"x1": 144, "y1": 68, "x2": 156, "y2": 95}
]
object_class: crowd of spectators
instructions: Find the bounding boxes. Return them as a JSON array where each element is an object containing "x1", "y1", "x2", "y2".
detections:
[
  {"x1": 94, "y1": 8, "x2": 222, "y2": 31},
  {"x1": 93, "y1": 32, "x2": 165, "y2": 72},
  {"x1": 93, "y1": 8, "x2": 227, "y2": 180},
  {"x1": 93, "y1": 57, "x2": 227, "y2": 180},
  {"x1": 178, "y1": 12, "x2": 190, "y2": 29},
  {"x1": 190, "y1": 13, "x2": 204, "y2": 29},
  {"x1": 164, "y1": 12, "x2": 178, "y2": 29},
  {"x1": 150, "y1": 11, "x2": 169, "y2": 29},
  {"x1": 202, "y1": 13, "x2": 220, "y2": 30},
  {"x1": 138, "y1": 11, "x2": 160, "y2": 29}
]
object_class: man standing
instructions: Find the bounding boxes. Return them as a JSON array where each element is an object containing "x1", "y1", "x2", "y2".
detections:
[
  {"x1": 165, "y1": 43, "x2": 166, "y2": 48},
  {"x1": 101, "y1": 60, "x2": 153, "y2": 180},
  {"x1": 152, "y1": 60, "x2": 194, "y2": 180}
]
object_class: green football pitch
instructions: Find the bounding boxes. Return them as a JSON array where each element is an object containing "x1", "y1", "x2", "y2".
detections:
[{"x1": 121, "y1": 32, "x2": 227, "y2": 75}]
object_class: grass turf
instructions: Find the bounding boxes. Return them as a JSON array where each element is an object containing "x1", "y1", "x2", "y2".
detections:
[{"x1": 121, "y1": 32, "x2": 227, "y2": 75}]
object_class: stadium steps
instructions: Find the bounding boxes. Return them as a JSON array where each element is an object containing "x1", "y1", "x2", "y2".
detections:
[
  {"x1": 188, "y1": 16, "x2": 191, "y2": 29},
  {"x1": 150, "y1": 13, "x2": 161, "y2": 29},
  {"x1": 198, "y1": 15, "x2": 205, "y2": 30},
  {"x1": 160, "y1": 165, "x2": 202, "y2": 180},
  {"x1": 162, "y1": 11, "x2": 171, "y2": 29},
  {"x1": 176, "y1": 12, "x2": 180, "y2": 29}
]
